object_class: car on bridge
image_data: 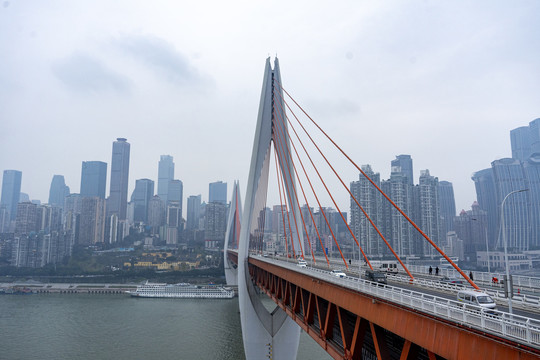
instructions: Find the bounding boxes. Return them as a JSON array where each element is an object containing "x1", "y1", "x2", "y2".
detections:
[
  {"x1": 330, "y1": 269, "x2": 346, "y2": 278},
  {"x1": 438, "y1": 276, "x2": 464, "y2": 286},
  {"x1": 363, "y1": 269, "x2": 387, "y2": 285},
  {"x1": 297, "y1": 260, "x2": 307, "y2": 268},
  {"x1": 457, "y1": 289, "x2": 497, "y2": 313}
]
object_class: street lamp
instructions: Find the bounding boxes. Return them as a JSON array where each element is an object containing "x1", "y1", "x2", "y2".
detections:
[{"x1": 501, "y1": 188, "x2": 529, "y2": 314}]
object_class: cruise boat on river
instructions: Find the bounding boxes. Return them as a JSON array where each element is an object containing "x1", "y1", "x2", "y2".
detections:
[{"x1": 127, "y1": 282, "x2": 235, "y2": 299}]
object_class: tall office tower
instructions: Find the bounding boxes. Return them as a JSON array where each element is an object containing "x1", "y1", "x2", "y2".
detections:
[
  {"x1": 391, "y1": 155, "x2": 414, "y2": 186},
  {"x1": 168, "y1": 179, "x2": 183, "y2": 209},
  {"x1": 147, "y1": 195, "x2": 165, "y2": 228},
  {"x1": 166, "y1": 203, "x2": 182, "y2": 245},
  {"x1": 80, "y1": 161, "x2": 107, "y2": 199},
  {"x1": 438, "y1": 181, "x2": 456, "y2": 237},
  {"x1": 418, "y1": 170, "x2": 442, "y2": 258},
  {"x1": 384, "y1": 167, "x2": 415, "y2": 256},
  {"x1": 209, "y1": 181, "x2": 227, "y2": 204},
  {"x1": 510, "y1": 118, "x2": 540, "y2": 161},
  {"x1": 79, "y1": 197, "x2": 106, "y2": 245},
  {"x1": 471, "y1": 168, "x2": 498, "y2": 248},
  {"x1": 108, "y1": 138, "x2": 130, "y2": 220},
  {"x1": 130, "y1": 179, "x2": 154, "y2": 223},
  {"x1": 350, "y1": 165, "x2": 383, "y2": 256},
  {"x1": 492, "y1": 158, "x2": 529, "y2": 250},
  {"x1": 523, "y1": 153, "x2": 540, "y2": 248},
  {"x1": 511, "y1": 126, "x2": 533, "y2": 162},
  {"x1": 48, "y1": 175, "x2": 70, "y2": 208},
  {"x1": 158, "y1": 155, "x2": 174, "y2": 203},
  {"x1": 186, "y1": 195, "x2": 202, "y2": 231},
  {"x1": 1, "y1": 170, "x2": 22, "y2": 221},
  {"x1": 454, "y1": 201, "x2": 488, "y2": 262},
  {"x1": 14, "y1": 202, "x2": 38, "y2": 235},
  {"x1": 204, "y1": 201, "x2": 228, "y2": 248}
]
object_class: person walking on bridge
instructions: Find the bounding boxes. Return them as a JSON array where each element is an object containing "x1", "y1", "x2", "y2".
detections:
[{"x1": 429, "y1": 266, "x2": 433, "y2": 275}]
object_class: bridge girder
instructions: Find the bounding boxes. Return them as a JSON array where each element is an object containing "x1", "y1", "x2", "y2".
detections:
[{"x1": 246, "y1": 256, "x2": 540, "y2": 360}]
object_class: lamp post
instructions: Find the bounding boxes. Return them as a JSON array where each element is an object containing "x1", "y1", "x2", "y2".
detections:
[{"x1": 501, "y1": 188, "x2": 529, "y2": 314}]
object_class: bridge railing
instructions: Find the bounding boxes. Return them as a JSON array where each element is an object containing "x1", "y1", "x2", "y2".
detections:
[
  {"x1": 258, "y1": 257, "x2": 540, "y2": 348},
  {"x1": 387, "y1": 274, "x2": 540, "y2": 311},
  {"x1": 405, "y1": 264, "x2": 540, "y2": 293}
]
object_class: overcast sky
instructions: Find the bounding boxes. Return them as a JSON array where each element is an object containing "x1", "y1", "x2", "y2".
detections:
[{"x1": 1, "y1": 0, "x2": 539, "y2": 215}]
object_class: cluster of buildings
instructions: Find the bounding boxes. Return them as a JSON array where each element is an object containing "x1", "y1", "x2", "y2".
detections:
[
  {"x1": 1, "y1": 118, "x2": 539, "y2": 271},
  {"x1": 348, "y1": 118, "x2": 540, "y2": 271},
  {"x1": 0, "y1": 137, "x2": 231, "y2": 268}
]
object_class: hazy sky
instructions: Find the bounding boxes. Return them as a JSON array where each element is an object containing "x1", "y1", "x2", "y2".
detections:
[{"x1": 1, "y1": 1, "x2": 539, "y2": 214}]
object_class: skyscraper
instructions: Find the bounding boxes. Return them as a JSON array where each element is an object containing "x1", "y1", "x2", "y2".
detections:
[
  {"x1": 438, "y1": 181, "x2": 456, "y2": 237},
  {"x1": 108, "y1": 138, "x2": 130, "y2": 220},
  {"x1": 350, "y1": 165, "x2": 383, "y2": 256},
  {"x1": 79, "y1": 197, "x2": 106, "y2": 245},
  {"x1": 492, "y1": 158, "x2": 529, "y2": 250},
  {"x1": 130, "y1": 179, "x2": 154, "y2": 223},
  {"x1": 209, "y1": 181, "x2": 227, "y2": 204},
  {"x1": 80, "y1": 161, "x2": 107, "y2": 199},
  {"x1": 158, "y1": 155, "x2": 174, "y2": 203},
  {"x1": 1, "y1": 170, "x2": 22, "y2": 221},
  {"x1": 391, "y1": 155, "x2": 414, "y2": 186},
  {"x1": 186, "y1": 195, "x2": 202, "y2": 231},
  {"x1": 418, "y1": 170, "x2": 441, "y2": 258},
  {"x1": 48, "y1": 175, "x2": 70, "y2": 208},
  {"x1": 510, "y1": 118, "x2": 540, "y2": 161},
  {"x1": 168, "y1": 179, "x2": 183, "y2": 212}
]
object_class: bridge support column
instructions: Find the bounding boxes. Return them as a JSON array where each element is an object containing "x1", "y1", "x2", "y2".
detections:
[{"x1": 238, "y1": 57, "x2": 301, "y2": 359}]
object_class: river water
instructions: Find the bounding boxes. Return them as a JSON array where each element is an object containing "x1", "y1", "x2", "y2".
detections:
[{"x1": 0, "y1": 293, "x2": 331, "y2": 359}]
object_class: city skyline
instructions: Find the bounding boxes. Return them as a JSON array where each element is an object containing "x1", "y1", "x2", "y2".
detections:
[{"x1": 1, "y1": 2, "x2": 540, "y2": 214}]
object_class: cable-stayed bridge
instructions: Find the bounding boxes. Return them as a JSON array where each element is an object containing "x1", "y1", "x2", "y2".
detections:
[{"x1": 224, "y1": 57, "x2": 540, "y2": 360}]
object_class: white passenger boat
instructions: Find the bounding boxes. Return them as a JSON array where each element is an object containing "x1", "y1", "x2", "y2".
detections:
[{"x1": 127, "y1": 282, "x2": 235, "y2": 299}]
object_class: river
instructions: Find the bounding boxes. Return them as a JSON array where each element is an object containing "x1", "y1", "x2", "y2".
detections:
[{"x1": 0, "y1": 293, "x2": 331, "y2": 359}]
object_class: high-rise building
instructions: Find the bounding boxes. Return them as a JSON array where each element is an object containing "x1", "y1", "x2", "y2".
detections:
[
  {"x1": 79, "y1": 197, "x2": 106, "y2": 245},
  {"x1": 204, "y1": 201, "x2": 228, "y2": 248},
  {"x1": 350, "y1": 165, "x2": 383, "y2": 256},
  {"x1": 80, "y1": 161, "x2": 107, "y2": 199},
  {"x1": 471, "y1": 168, "x2": 498, "y2": 247},
  {"x1": 491, "y1": 158, "x2": 529, "y2": 250},
  {"x1": 385, "y1": 167, "x2": 415, "y2": 256},
  {"x1": 209, "y1": 181, "x2": 227, "y2": 204},
  {"x1": 48, "y1": 175, "x2": 70, "y2": 208},
  {"x1": 14, "y1": 202, "x2": 38, "y2": 235},
  {"x1": 158, "y1": 155, "x2": 174, "y2": 203},
  {"x1": 418, "y1": 170, "x2": 441, "y2": 258},
  {"x1": 168, "y1": 180, "x2": 183, "y2": 207},
  {"x1": 391, "y1": 155, "x2": 414, "y2": 186},
  {"x1": 438, "y1": 181, "x2": 456, "y2": 237},
  {"x1": 510, "y1": 118, "x2": 540, "y2": 161},
  {"x1": 186, "y1": 195, "x2": 202, "y2": 231},
  {"x1": 1, "y1": 170, "x2": 22, "y2": 221},
  {"x1": 108, "y1": 138, "x2": 130, "y2": 220},
  {"x1": 147, "y1": 195, "x2": 165, "y2": 228},
  {"x1": 130, "y1": 179, "x2": 154, "y2": 223}
]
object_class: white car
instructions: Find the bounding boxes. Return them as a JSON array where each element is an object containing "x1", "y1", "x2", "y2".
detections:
[
  {"x1": 297, "y1": 260, "x2": 307, "y2": 268},
  {"x1": 330, "y1": 269, "x2": 346, "y2": 278}
]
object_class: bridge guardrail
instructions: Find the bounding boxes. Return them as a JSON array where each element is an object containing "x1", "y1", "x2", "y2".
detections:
[
  {"x1": 387, "y1": 274, "x2": 540, "y2": 312},
  {"x1": 259, "y1": 257, "x2": 540, "y2": 349}
]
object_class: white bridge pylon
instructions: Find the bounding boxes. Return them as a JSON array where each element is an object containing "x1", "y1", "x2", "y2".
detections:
[
  {"x1": 224, "y1": 180, "x2": 241, "y2": 286},
  {"x1": 238, "y1": 57, "x2": 303, "y2": 360}
]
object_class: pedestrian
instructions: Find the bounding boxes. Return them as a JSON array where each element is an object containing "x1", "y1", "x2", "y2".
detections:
[
  {"x1": 469, "y1": 271, "x2": 474, "y2": 281},
  {"x1": 429, "y1": 266, "x2": 433, "y2": 275},
  {"x1": 435, "y1": 267, "x2": 439, "y2": 276}
]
